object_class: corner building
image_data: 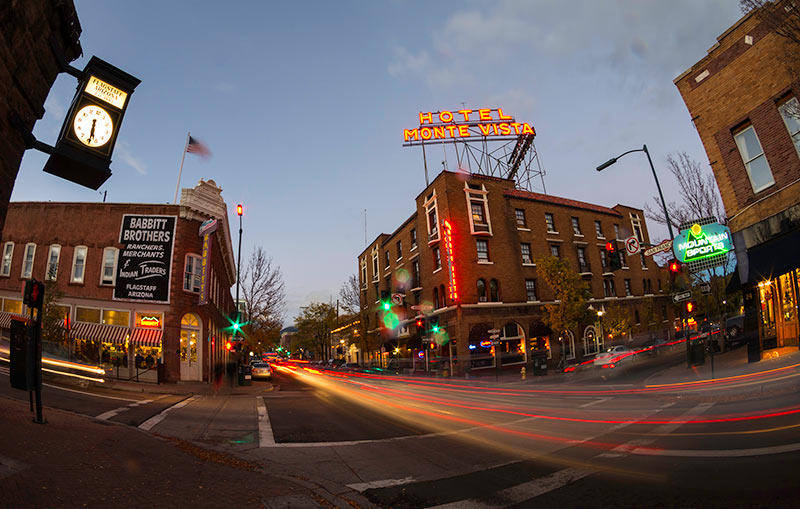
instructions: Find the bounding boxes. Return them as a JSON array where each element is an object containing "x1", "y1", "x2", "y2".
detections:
[
  {"x1": 0, "y1": 180, "x2": 237, "y2": 383},
  {"x1": 674, "y1": 3, "x2": 800, "y2": 355},
  {"x1": 358, "y1": 171, "x2": 673, "y2": 375}
]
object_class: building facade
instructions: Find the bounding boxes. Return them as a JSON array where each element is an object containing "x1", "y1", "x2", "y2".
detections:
[
  {"x1": 0, "y1": 180, "x2": 237, "y2": 383},
  {"x1": 357, "y1": 171, "x2": 673, "y2": 375},
  {"x1": 674, "y1": 3, "x2": 800, "y2": 355}
]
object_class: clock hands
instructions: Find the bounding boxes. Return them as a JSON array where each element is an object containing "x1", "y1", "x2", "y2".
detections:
[{"x1": 88, "y1": 118, "x2": 97, "y2": 143}]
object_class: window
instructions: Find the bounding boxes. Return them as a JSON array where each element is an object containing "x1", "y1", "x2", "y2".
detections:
[
  {"x1": 1, "y1": 242, "x2": 14, "y2": 276},
  {"x1": 489, "y1": 279, "x2": 499, "y2": 302},
  {"x1": 658, "y1": 279, "x2": 662, "y2": 292},
  {"x1": 577, "y1": 247, "x2": 588, "y2": 272},
  {"x1": 734, "y1": 125, "x2": 775, "y2": 193},
  {"x1": 184, "y1": 254, "x2": 202, "y2": 292},
  {"x1": 2, "y1": 298, "x2": 23, "y2": 314},
  {"x1": 635, "y1": 309, "x2": 641, "y2": 325},
  {"x1": 640, "y1": 253, "x2": 647, "y2": 269},
  {"x1": 374, "y1": 282, "x2": 379, "y2": 302},
  {"x1": 384, "y1": 251, "x2": 390, "y2": 269},
  {"x1": 102, "y1": 309, "x2": 130, "y2": 327},
  {"x1": 515, "y1": 209, "x2": 526, "y2": 227},
  {"x1": 477, "y1": 279, "x2": 487, "y2": 302},
  {"x1": 465, "y1": 184, "x2": 491, "y2": 234},
  {"x1": 433, "y1": 247, "x2": 441, "y2": 270},
  {"x1": 426, "y1": 194, "x2": 439, "y2": 242},
  {"x1": 620, "y1": 251, "x2": 628, "y2": 268},
  {"x1": 600, "y1": 249, "x2": 608, "y2": 269},
  {"x1": 525, "y1": 279, "x2": 537, "y2": 301},
  {"x1": 412, "y1": 260, "x2": 420, "y2": 289},
  {"x1": 604, "y1": 279, "x2": 616, "y2": 297},
  {"x1": 661, "y1": 304, "x2": 668, "y2": 321},
  {"x1": 630, "y1": 213, "x2": 644, "y2": 243},
  {"x1": 624, "y1": 279, "x2": 632, "y2": 296},
  {"x1": 471, "y1": 202, "x2": 486, "y2": 224},
  {"x1": 476, "y1": 240, "x2": 489, "y2": 261},
  {"x1": 521, "y1": 243, "x2": 532, "y2": 264},
  {"x1": 46, "y1": 245, "x2": 61, "y2": 281},
  {"x1": 101, "y1": 247, "x2": 118, "y2": 285},
  {"x1": 71, "y1": 246, "x2": 87, "y2": 283},
  {"x1": 396, "y1": 241, "x2": 402, "y2": 260},
  {"x1": 411, "y1": 229, "x2": 417, "y2": 249},
  {"x1": 571, "y1": 217, "x2": 582, "y2": 236},
  {"x1": 545, "y1": 213, "x2": 556, "y2": 233},
  {"x1": 440, "y1": 284, "x2": 447, "y2": 307},
  {"x1": 594, "y1": 221, "x2": 604, "y2": 238},
  {"x1": 372, "y1": 250, "x2": 379, "y2": 280},
  {"x1": 361, "y1": 258, "x2": 367, "y2": 286},
  {"x1": 613, "y1": 224, "x2": 619, "y2": 239},
  {"x1": 779, "y1": 97, "x2": 800, "y2": 156},
  {"x1": 433, "y1": 286, "x2": 439, "y2": 309},
  {"x1": 550, "y1": 245, "x2": 560, "y2": 258},
  {"x1": 75, "y1": 306, "x2": 101, "y2": 323},
  {"x1": 21, "y1": 243, "x2": 36, "y2": 279}
]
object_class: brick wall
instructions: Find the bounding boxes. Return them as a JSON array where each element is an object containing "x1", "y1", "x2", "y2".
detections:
[{"x1": 0, "y1": 0, "x2": 82, "y2": 234}]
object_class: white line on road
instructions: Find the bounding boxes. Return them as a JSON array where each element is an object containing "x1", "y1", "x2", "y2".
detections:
[
  {"x1": 96, "y1": 399, "x2": 154, "y2": 420},
  {"x1": 347, "y1": 477, "x2": 416, "y2": 492},
  {"x1": 257, "y1": 396, "x2": 275, "y2": 447},
  {"x1": 579, "y1": 398, "x2": 608, "y2": 408},
  {"x1": 138, "y1": 396, "x2": 198, "y2": 431}
]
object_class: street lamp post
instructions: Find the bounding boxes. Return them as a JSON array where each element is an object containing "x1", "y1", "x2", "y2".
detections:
[
  {"x1": 596, "y1": 144, "x2": 675, "y2": 241},
  {"x1": 235, "y1": 204, "x2": 243, "y2": 338}
]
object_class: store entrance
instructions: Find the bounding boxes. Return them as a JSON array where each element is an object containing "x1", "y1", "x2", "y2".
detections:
[{"x1": 180, "y1": 313, "x2": 202, "y2": 381}]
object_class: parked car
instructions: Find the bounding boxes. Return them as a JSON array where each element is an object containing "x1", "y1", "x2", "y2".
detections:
[
  {"x1": 593, "y1": 345, "x2": 635, "y2": 367},
  {"x1": 250, "y1": 362, "x2": 273, "y2": 380},
  {"x1": 725, "y1": 315, "x2": 746, "y2": 346}
]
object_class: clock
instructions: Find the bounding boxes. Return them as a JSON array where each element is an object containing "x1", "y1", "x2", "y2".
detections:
[{"x1": 72, "y1": 105, "x2": 114, "y2": 147}]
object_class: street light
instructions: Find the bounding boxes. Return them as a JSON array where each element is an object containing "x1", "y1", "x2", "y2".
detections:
[
  {"x1": 235, "y1": 204, "x2": 243, "y2": 340},
  {"x1": 596, "y1": 144, "x2": 675, "y2": 240}
]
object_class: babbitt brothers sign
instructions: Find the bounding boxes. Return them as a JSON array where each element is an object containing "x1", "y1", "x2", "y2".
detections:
[{"x1": 114, "y1": 215, "x2": 177, "y2": 303}]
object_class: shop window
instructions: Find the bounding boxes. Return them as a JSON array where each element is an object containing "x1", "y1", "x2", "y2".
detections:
[
  {"x1": 499, "y1": 322, "x2": 526, "y2": 366},
  {"x1": 1, "y1": 242, "x2": 13, "y2": 277},
  {"x1": 560, "y1": 330, "x2": 575, "y2": 360},
  {"x1": 734, "y1": 125, "x2": 775, "y2": 193},
  {"x1": 102, "y1": 309, "x2": 130, "y2": 327},
  {"x1": 779, "y1": 273, "x2": 796, "y2": 322},
  {"x1": 3, "y1": 298, "x2": 23, "y2": 314},
  {"x1": 184, "y1": 254, "x2": 202, "y2": 292},
  {"x1": 583, "y1": 325, "x2": 601, "y2": 355},
  {"x1": 101, "y1": 247, "x2": 118, "y2": 286},
  {"x1": 136, "y1": 312, "x2": 163, "y2": 329},
  {"x1": 76, "y1": 306, "x2": 102, "y2": 323},
  {"x1": 71, "y1": 246, "x2": 88, "y2": 283},
  {"x1": 180, "y1": 313, "x2": 201, "y2": 364},
  {"x1": 46, "y1": 245, "x2": 61, "y2": 281},
  {"x1": 778, "y1": 97, "x2": 800, "y2": 157},
  {"x1": 21, "y1": 243, "x2": 36, "y2": 279},
  {"x1": 759, "y1": 281, "x2": 777, "y2": 332}
]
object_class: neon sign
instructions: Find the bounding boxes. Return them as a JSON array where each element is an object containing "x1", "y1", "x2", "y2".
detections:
[
  {"x1": 403, "y1": 108, "x2": 535, "y2": 143},
  {"x1": 442, "y1": 219, "x2": 458, "y2": 301},
  {"x1": 136, "y1": 314, "x2": 162, "y2": 328},
  {"x1": 673, "y1": 222, "x2": 733, "y2": 263}
]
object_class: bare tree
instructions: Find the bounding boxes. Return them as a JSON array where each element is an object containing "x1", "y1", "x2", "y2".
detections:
[
  {"x1": 295, "y1": 302, "x2": 337, "y2": 360},
  {"x1": 338, "y1": 274, "x2": 361, "y2": 315},
  {"x1": 240, "y1": 247, "x2": 286, "y2": 332}
]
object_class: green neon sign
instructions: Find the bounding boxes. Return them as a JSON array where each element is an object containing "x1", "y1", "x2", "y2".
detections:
[{"x1": 672, "y1": 222, "x2": 733, "y2": 263}]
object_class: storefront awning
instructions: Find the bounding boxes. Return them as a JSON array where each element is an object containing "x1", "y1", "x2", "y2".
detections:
[
  {"x1": 130, "y1": 328, "x2": 162, "y2": 347},
  {"x1": 729, "y1": 228, "x2": 800, "y2": 291},
  {"x1": 0, "y1": 312, "x2": 27, "y2": 329},
  {"x1": 70, "y1": 321, "x2": 130, "y2": 344}
]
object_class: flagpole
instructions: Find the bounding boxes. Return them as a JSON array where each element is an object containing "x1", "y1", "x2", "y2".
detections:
[{"x1": 173, "y1": 132, "x2": 190, "y2": 204}]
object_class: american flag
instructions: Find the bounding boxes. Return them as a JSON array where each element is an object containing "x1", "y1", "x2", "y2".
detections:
[{"x1": 186, "y1": 136, "x2": 211, "y2": 158}]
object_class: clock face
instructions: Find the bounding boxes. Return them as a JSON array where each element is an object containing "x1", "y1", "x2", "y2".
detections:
[{"x1": 72, "y1": 105, "x2": 114, "y2": 147}]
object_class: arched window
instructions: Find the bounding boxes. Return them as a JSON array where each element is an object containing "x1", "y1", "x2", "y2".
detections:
[
  {"x1": 440, "y1": 284, "x2": 446, "y2": 307},
  {"x1": 489, "y1": 279, "x2": 499, "y2": 302},
  {"x1": 477, "y1": 279, "x2": 487, "y2": 302},
  {"x1": 499, "y1": 322, "x2": 525, "y2": 365},
  {"x1": 179, "y1": 313, "x2": 201, "y2": 366},
  {"x1": 433, "y1": 287, "x2": 439, "y2": 309}
]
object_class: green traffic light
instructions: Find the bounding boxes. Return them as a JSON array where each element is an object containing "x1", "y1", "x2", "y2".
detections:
[
  {"x1": 432, "y1": 325, "x2": 439, "y2": 333},
  {"x1": 382, "y1": 301, "x2": 391, "y2": 310}
]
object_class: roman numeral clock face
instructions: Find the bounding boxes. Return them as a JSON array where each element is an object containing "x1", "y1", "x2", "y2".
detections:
[{"x1": 73, "y1": 105, "x2": 113, "y2": 147}]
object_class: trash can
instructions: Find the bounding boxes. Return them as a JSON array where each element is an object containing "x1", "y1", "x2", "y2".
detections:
[
  {"x1": 532, "y1": 351, "x2": 548, "y2": 376},
  {"x1": 688, "y1": 339, "x2": 705, "y2": 366},
  {"x1": 238, "y1": 365, "x2": 252, "y2": 386}
]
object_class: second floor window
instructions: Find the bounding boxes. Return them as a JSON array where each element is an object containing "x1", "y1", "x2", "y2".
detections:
[
  {"x1": 571, "y1": 217, "x2": 582, "y2": 235},
  {"x1": 779, "y1": 97, "x2": 800, "y2": 156},
  {"x1": 46, "y1": 245, "x2": 61, "y2": 280},
  {"x1": 22, "y1": 243, "x2": 36, "y2": 279},
  {"x1": 515, "y1": 209, "x2": 526, "y2": 227},
  {"x1": 476, "y1": 240, "x2": 489, "y2": 261},
  {"x1": 184, "y1": 254, "x2": 202, "y2": 292},
  {"x1": 433, "y1": 247, "x2": 441, "y2": 270},
  {"x1": 734, "y1": 125, "x2": 775, "y2": 193},
  {"x1": 640, "y1": 253, "x2": 647, "y2": 269},
  {"x1": 1, "y1": 242, "x2": 13, "y2": 277},
  {"x1": 525, "y1": 279, "x2": 537, "y2": 301},
  {"x1": 594, "y1": 220, "x2": 603, "y2": 238},
  {"x1": 71, "y1": 246, "x2": 87, "y2": 283},
  {"x1": 545, "y1": 213, "x2": 556, "y2": 233},
  {"x1": 521, "y1": 243, "x2": 532, "y2": 264},
  {"x1": 477, "y1": 279, "x2": 487, "y2": 301},
  {"x1": 101, "y1": 247, "x2": 118, "y2": 285},
  {"x1": 624, "y1": 279, "x2": 632, "y2": 296}
]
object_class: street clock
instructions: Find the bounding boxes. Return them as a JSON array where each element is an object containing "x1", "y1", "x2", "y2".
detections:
[{"x1": 43, "y1": 56, "x2": 140, "y2": 190}]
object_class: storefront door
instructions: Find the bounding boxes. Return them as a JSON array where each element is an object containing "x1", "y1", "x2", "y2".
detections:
[
  {"x1": 180, "y1": 314, "x2": 202, "y2": 381},
  {"x1": 777, "y1": 272, "x2": 799, "y2": 347}
]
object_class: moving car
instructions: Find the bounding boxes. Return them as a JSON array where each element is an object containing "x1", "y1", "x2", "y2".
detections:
[
  {"x1": 593, "y1": 345, "x2": 635, "y2": 367},
  {"x1": 250, "y1": 362, "x2": 272, "y2": 380}
]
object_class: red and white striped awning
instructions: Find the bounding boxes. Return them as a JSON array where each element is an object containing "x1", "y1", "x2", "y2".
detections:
[
  {"x1": 0, "y1": 312, "x2": 28, "y2": 329},
  {"x1": 130, "y1": 327, "x2": 163, "y2": 347},
  {"x1": 70, "y1": 322, "x2": 130, "y2": 344}
]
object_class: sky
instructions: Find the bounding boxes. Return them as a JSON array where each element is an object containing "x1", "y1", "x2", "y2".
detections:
[{"x1": 12, "y1": 0, "x2": 746, "y2": 325}]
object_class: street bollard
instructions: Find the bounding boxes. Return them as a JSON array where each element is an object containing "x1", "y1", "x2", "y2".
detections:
[{"x1": 520, "y1": 366, "x2": 526, "y2": 380}]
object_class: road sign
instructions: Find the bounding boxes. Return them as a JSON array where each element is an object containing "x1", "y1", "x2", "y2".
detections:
[
  {"x1": 624, "y1": 236, "x2": 640, "y2": 255},
  {"x1": 700, "y1": 283, "x2": 711, "y2": 295},
  {"x1": 489, "y1": 334, "x2": 500, "y2": 340},
  {"x1": 643, "y1": 239, "x2": 673, "y2": 257},
  {"x1": 491, "y1": 341, "x2": 500, "y2": 346},
  {"x1": 488, "y1": 328, "x2": 500, "y2": 334},
  {"x1": 672, "y1": 290, "x2": 692, "y2": 303},
  {"x1": 410, "y1": 303, "x2": 433, "y2": 313},
  {"x1": 391, "y1": 293, "x2": 404, "y2": 305}
]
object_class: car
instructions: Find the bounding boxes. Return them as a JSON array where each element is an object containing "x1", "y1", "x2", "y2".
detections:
[
  {"x1": 250, "y1": 362, "x2": 272, "y2": 380},
  {"x1": 725, "y1": 315, "x2": 745, "y2": 346},
  {"x1": 593, "y1": 345, "x2": 635, "y2": 367}
]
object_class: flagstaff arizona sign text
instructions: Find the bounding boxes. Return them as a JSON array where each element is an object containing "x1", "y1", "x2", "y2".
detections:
[
  {"x1": 114, "y1": 215, "x2": 177, "y2": 303},
  {"x1": 672, "y1": 222, "x2": 733, "y2": 263},
  {"x1": 403, "y1": 108, "x2": 535, "y2": 143}
]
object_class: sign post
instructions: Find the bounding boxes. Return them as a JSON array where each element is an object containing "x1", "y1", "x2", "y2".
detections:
[{"x1": 488, "y1": 329, "x2": 501, "y2": 381}]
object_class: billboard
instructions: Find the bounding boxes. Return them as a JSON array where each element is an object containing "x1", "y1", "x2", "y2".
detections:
[{"x1": 114, "y1": 215, "x2": 177, "y2": 303}]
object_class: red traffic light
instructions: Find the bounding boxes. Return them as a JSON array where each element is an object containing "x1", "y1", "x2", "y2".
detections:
[
  {"x1": 686, "y1": 301, "x2": 696, "y2": 313},
  {"x1": 225, "y1": 341, "x2": 233, "y2": 351},
  {"x1": 605, "y1": 241, "x2": 616, "y2": 252},
  {"x1": 236, "y1": 204, "x2": 243, "y2": 216},
  {"x1": 415, "y1": 318, "x2": 424, "y2": 328},
  {"x1": 668, "y1": 259, "x2": 681, "y2": 273}
]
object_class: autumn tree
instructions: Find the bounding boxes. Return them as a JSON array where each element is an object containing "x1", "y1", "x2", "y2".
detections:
[
  {"x1": 41, "y1": 269, "x2": 67, "y2": 355},
  {"x1": 294, "y1": 302, "x2": 338, "y2": 360},
  {"x1": 603, "y1": 302, "x2": 632, "y2": 341}
]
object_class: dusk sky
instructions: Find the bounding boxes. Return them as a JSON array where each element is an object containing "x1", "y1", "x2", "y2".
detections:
[{"x1": 12, "y1": 1, "x2": 745, "y2": 324}]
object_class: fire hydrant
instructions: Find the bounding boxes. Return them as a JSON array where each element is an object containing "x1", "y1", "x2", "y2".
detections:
[{"x1": 520, "y1": 366, "x2": 527, "y2": 380}]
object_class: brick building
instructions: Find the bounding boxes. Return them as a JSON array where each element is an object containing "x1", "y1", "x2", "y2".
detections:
[
  {"x1": 674, "y1": 3, "x2": 800, "y2": 354},
  {"x1": 357, "y1": 171, "x2": 673, "y2": 375},
  {"x1": 1, "y1": 0, "x2": 82, "y2": 234},
  {"x1": 0, "y1": 179, "x2": 237, "y2": 383}
]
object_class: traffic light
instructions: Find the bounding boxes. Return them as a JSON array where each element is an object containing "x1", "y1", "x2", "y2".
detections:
[
  {"x1": 23, "y1": 279, "x2": 45, "y2": 309},
  {"x1": 429, "y1": 317, "x2": 440, "y2": 334},
  {"x1": 605, "y1": 242, "x2": 622, "y2": 271},
  {"x1": 225, "y1": 341, "x2": 233, "y2": 351},
  {"x1": 380, "y1": 290, "x2": 391, "y2": 311},
  {"x1": 237, "y1": 204, "x2": 243, "y2": 216},
  {"x1": 668, "y1": 259, "x2": 681, "y2": 274},
  {"x1": 685, "y1": 300, "x2": 697, "y2": 314}
]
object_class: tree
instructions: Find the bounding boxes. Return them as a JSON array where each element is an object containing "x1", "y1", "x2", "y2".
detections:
[
  {"x1": 295, "y1": 302, "x2": 338, "y2": 360},
  {"x1": 535, "y1": 256, "x2": 592, "y2": 357},
  {"x1": 338, "y1": 274, "x2": 361, "y2": 315},
  {"x1": 603, "y1": 302, "x2": 632, "y2": 341},
  {"x1": 41, "y1": 272, "x2": 66, "y2": 347},
  {"x1": 239, "y1": 247, "x2": 285, "y2": 351}
]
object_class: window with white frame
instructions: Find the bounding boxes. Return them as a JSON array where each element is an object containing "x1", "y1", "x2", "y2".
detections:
[
  {"x1": 594, "y1": 220, "x2": 604, "y2": 238},
  {"x1": 361, "y1": 258, "x2": 367, "y2": 286},
  {"x1": 577, "y1": 247, "x2": 588, "y2": 271},
  {"x1": 384, "y1": 250, "x2": 390, "y2": 270},
  {"x1": 46, "y1": 245, "x2": 61, "y2": 280},
  {"x1": 734, "y1": 124, "x2": 775, "y2": 193},
  {"x1": 101, "y1": 247, "x2": 118, "y2": 285},
  {"x1": 545, "y1": 213, "x2": 556, "y2": 233},
  {"x1": 425, "y1": 192, "x2": 439, "y2": 242},
  {"x1": 21, "y1": 243, "x2": 36, "y2": 279},
  {"x1": 520, "y1": 243, "x2": 532, "y2": 264},
  {"x1": 412, "y1": 260, "x2": 420, "y2": 288},
  {"x1": 477, "y1": 279, "x2": 487, "y2": 301},
  {"x1": 550, "y1": 244, "x2": 560, "y2": 258},
  {"x1": 396, "y1": 241, "x2": 402, "y2": 260},
  {"x1": 779, "y1": 97, "x2": 800, "y2": 157},
  {"x1": 571, "y1": 217, "x2": 582, "y2": 236},
  {"x1": 71, "y1": 246, "x2": 87, "y2": 283},
  {"x1": 410, "y1": 228, "x2": 417, "y2": 249},
  {"x1": 465, "y1": 184, "x2": 491, "y2": 235},
  {"x1": 1, "y1": 242, "x2": 13, "y2": 277},
  {"x1": 613, "y1": 224, "x2": 619, "y2": 239},
  {"x1": 525, "y1": 279, "x2": 537, "y2": 301},
  {"x1": 372, "y1": 249, "x2": 379, "y2": 281},
  {"x1": 184, "y1": 254, "x2": 202, "y2": 292},
  {"x1": 433, "y1": 247, "x2": 442, "y2": 270},
  {"x1": 630, "y1": 213, "x2": 644, "y2": 243},
  {"x1": 476, "y1": 239, "x2": 489, "y2": 261},
  {"x1": 600, "y1": 249, "x2": 608, "y2": 270},
  {"x1": 624, "y1": 279, "x2": 632, "y2": 296},
  {"x1": 515, "y1": 209, "x2": 526, "y2": 227}
]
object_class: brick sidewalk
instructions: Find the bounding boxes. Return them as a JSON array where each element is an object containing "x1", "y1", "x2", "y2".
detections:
[{"x1": 0, "y1": 396, "x2": 331, "y2": 508}]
